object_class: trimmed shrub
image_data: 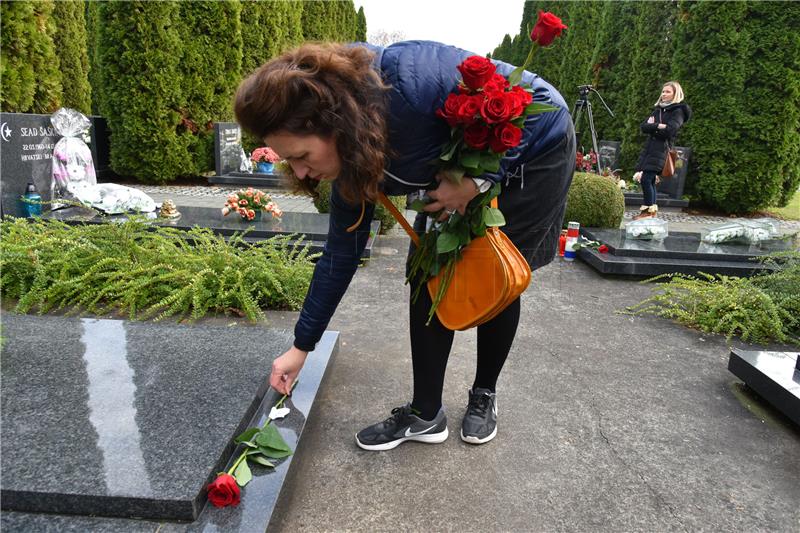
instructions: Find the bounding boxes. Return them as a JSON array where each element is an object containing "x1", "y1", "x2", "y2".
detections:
[
  {"x1": 312, "y1": 180, "x2": 405, "y2": 234},
  {"x1": 563, "y1": 171, "x2": 624, "y2": 228},
  {"x1": 52, "y1": 0, "x2": 91, "y2": 115}
]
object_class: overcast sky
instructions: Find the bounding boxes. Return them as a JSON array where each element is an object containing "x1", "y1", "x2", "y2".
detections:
[{"x1": 355, "y1": 0, "x2": 526, "y2": 56}]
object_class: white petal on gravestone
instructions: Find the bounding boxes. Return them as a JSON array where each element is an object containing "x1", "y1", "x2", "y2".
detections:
[{"x1": 269, "y1": 406, "x2": 290, "y2": 420}]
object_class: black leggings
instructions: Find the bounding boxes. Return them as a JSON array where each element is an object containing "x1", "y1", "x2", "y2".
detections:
[{"x1": 409, "y1": 281, "x2": 521, "y2": 421}]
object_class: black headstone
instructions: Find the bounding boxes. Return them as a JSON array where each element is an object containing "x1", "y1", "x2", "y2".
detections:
[
  {"x1": 88, "y1": 115, "x2": 116, "y2": 180},
  {"x1": 214, "y1": 122, "x2": 245, "y2": 177},
  {"x1": 0, "y1": 112, "x2": 59, "y2": 217},
  {"x1": 598, "y1": 140, "x2": 621, "y2": 171},
  {"x1": 657, "y1": 146, "x2": 691, "y2": 199}
]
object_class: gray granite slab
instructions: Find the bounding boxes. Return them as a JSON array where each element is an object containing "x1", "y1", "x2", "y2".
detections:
[
  {"x1": 1, "y1": 330, "x2": 338, "y2": 531},
  {"x1": 728, "y1": 349, "x2": 800, "y2": 426},
  {"x1": 0, "y1": 314, "x2": 335, "y2": 523}
]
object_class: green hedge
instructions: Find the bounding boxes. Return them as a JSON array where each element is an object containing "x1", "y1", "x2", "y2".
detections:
[
  {"x1": 52, "y1": 0, "x2": 91, "y2": 115},
  {"x1": 563, "y1": 171, "x2": 624, "y2": 228}
]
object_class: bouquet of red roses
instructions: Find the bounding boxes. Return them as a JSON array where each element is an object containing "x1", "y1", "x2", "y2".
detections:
[{"x1": 407, "y1": 11, "x2": 567, "y2": 320}]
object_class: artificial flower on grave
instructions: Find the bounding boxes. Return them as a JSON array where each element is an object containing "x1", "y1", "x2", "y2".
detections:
[
  {"x1": 575, "y1": 150, "x2": 598, "y2": 173},
  {"x1": 206, "y1": 383, "x2": 297, "y2": 508},
  {"x1": 221, "y1": 187, "x2": 283, "y2": 221},
  {"x1": 407, "y1": 11, "x2": 567, "y2": 322},
  {"x1": 250, "y1": 147, "x2": 281, "y2": 164}
]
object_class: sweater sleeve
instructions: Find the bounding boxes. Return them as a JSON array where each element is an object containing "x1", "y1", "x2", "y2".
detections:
[{"x1": 293, "y1": 183, "x2": 375, "y2": 352}]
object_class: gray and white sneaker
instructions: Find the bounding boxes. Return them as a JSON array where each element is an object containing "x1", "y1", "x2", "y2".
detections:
[
  {"x1": 355, "y1": 404, "x2": 449, "y2": 451},
  {"x1": 460, "y1": 388, "x2": 497, "y2": 444}
]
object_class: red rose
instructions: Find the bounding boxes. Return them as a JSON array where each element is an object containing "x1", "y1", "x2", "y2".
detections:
[
  {"x1": 483, "y1": 73, "x2": 510, "y2": 93},
  {"x1": 457, "y1": 56, "x2": 496, "y2": 91},
  {"x1": 481, "y1": 91, "x2": 517, "y2": 124},
  {"x1": 598, "y1": 244, "x2": 609, "y2": 254},
  {"x1": 436, "y1": 93, "x2": 463, "y2": 127},
  {"x1": 530, "y1": 11, "x2": 568, "y2": 47},
  {"x1": 463, "y1": 123, "x2": 490, "y2": 150},
  {"x1": 207, "y1": 473, "x2": 241, "y2": 508},
  {"x1": 489, "y1": 122, "x2": 523, "y2": 153},
  {"x1": 456, "y1": 94, "x2": 483, "y2": 124}
]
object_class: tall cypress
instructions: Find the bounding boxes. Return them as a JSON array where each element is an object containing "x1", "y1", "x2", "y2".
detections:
[
  {"x1": 52, "y1": 0, "x2": 92, "y2": 115},
  {"x1": 300, "y1": 0, "x2": 328, "y2": 41},
  {"x1": 96, "y1": 1, "x2": 188, "y2": 182},
  {"x1": 356, "y1": 6, "x2": 367, "y2": 42},
  {"x1": 0, "y1": 1, "x2": 38, "y2": 112},
  {"x1": 672, "y1": 0, "x2": 751, "y2": 211}
]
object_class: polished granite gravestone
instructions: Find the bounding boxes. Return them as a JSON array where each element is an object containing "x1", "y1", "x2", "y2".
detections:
[
  {"x1": 578, "y1": 227, "x2": 798, "y2": 277},
  {"x1": 0, "y1": 112, "x2": 59, "y2": 217},
  {"x1": 42, "y1": 205, "x2": 382, "y2": 259},
  {"x1": 728, "y1": 349, "x2": 799, "y2": 426},
  {"x1": 207, "y1": 122, "x2": 283, "y2": 188},
  {"x1": 1, "y1": 314, "x2": 338, "y2": 530}
]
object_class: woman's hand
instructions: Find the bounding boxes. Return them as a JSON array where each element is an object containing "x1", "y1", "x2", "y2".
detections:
[
  {"x1": 424, "y1": 174, "x2": 480, "y2": 221},
  {"x1": 647, "y1": 116, "x2": 655, "y2": 124},
  {"x1": 633, "y1": 171, "x2": 642, "y2": 183},
  {"x1": 270, "y1": 346, "x2": 308, "y2": 395}
]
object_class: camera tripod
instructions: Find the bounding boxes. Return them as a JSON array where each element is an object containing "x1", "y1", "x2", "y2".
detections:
[{"x1": 572, "y1": 85, "x2": 614, "y2": 173}]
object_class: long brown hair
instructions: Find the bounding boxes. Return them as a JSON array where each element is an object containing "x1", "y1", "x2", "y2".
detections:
[{"x1": 234, "y1": 43, "x2": 389, "y2": 205}]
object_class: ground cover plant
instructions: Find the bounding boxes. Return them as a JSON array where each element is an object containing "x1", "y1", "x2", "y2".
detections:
[
  {"x1": 628, "y1": 250, "x2": 800, "y2": 346},
  {"x1": 0, "y1": 218, "x2": 316, "y2": 321}
]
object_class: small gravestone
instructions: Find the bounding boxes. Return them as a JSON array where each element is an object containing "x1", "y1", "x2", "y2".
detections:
[
  {"x1": 0, "y1": 112, "x2": 59, "y2": 217},
  {"x1": 209, "y1": 123, "x2": 282, "y2": 188},
  {"x1": 598, "y1": 140, "x2": 620, "y2": 171},
  {"x1": 657, "y1": 146, "x2": 691, "y2": 199},
  {"x1": 728, "y1": 349, "x2": 799, "y2": 426}
]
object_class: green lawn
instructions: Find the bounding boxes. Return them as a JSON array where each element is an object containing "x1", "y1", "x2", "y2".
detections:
[{"x1": 766, "y1": 189, "x2": 800, "y2": 220}]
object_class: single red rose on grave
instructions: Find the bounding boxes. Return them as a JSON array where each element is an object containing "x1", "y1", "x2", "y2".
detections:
[
  {"x1": 530, "y1": 11, "x2": 568, "y2": 47},
  {"x1": 489, "y1": 122, "x2": 523, "y2": 153},
  {"x1": 481, "y1": 92, "x2": 517, "y2": 124},
  {"x1": 483, "y1": 73, "x2": 510, "y2": 93},
  {"x1": 207, "y1": 473, "x2": 241, "y2": 508},
  {"x1": 463, "y1": 122, "x2": 490, "y2": 150},
  {"x1": 436, "y1": 93, "x2": 463, "y2": 127},
  {"x1": 455, "y1": 94, "x2": 483, "y2": 125},
  {"x1": 598, "y1": 244, "x2": 609, "y2": 254},
  {"x1": 457, "y1": 56, "x2": 496, "y2": 91}
]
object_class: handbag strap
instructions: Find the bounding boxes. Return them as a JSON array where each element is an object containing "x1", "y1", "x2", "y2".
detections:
[{"x1": 378, "y1": 190, "x2": 499, "y2": 247}]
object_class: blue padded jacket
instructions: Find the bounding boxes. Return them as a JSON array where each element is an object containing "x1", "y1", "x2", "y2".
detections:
[{"x1": 293, "y1": 40, "x2": 571, "y2": 352}]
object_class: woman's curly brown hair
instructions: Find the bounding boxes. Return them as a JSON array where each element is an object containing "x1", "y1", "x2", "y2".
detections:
[{"x1": 234, "y1": 43, "x2": 390, "y2": 205}]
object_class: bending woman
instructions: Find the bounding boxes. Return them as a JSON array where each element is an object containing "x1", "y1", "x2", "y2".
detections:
[
  {"x1": 234, "y1": 41, "x2": 575, "y2": 451},
  {"x1": 633, "y1": 81, "x2": 692, "y2": 220}
]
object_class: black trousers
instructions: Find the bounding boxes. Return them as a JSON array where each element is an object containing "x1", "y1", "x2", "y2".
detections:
[{"x1": 406, "y1": 127, "x2": 576, "y2": 420}]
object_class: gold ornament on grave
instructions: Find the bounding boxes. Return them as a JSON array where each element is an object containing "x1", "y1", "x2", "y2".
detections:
[{"x1": 159, "y1": 199, "x2": 181, "y2": 219}]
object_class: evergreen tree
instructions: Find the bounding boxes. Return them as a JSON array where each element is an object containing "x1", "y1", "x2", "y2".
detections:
[
  {"x1": 30, "y1": 0, "x2": 62, "y2": 113},
  {"x1": 0, "y1": 1, "x2": 38, "y2": 111},
  {"x1": 356, "y1": 6, "x2": 367, "y2": 42},
  {"x1": 52, "y1": 0, "x2": 92, "y2": 115},
  {"x1": 85, "y1": 1, "x2": 102, "y2": 115},
  {"x1": 672, "y1": 0, "x2": 752, "y2": 211},
  {"x1": 179, "y1": 0, "x2": 243, "y2": 174},
  {"x1": 283, "y1": 1, "x2": 304, "y2": 47},
  {"x1": 95, "y1": 1, "x2": 188, "y2": 182},
  {"x1": 301, "y1": 0, "x2": 330, "y2": 41},
  {"x1": 492, "y1": 34, "x2": 514, "y2": 61},
  {"x1": 619, "y1": 0, "x2": 679, "y2": 174}
]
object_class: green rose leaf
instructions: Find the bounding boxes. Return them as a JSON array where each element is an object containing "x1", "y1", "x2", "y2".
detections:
[
  {"x1": 524, "y1": 102, "x2": 559, "y2": 116},
  {"x1": 436, "y1": 230, "x2": 460, "y2": 254},
  {"x1": 479, "y1": 154, "x2": 501, "y2": 172},
  {"x1": 440, "y1": 140, "x2": 459, "y2": 162},
  {"x1": 508, "y1": 66, "x2": 524, "y2": 87},
  {"x1": 460, "y1": 150, "x2": 480, "y2": 170},
  {"x1": 234, "y1": 427, "x2": 259, "y2": 444},
  {"x1": 234, "y1": 458, "x2": 252, "y2": 487},
  {"x1": 249, "y1": 455, "x2": 275, "y2": 468},
  {"x1": 409, "y1": 199, "x2": 427, "y2": 212},
  {"x1": 254, "y1": 424, "x2": 293, "y2": 453},
  {"x1": 257, "y1": 445, "x2": 293, "y2": 459},
  {"x1": 483, "y1": 207, "x2": 506, "y2": 227}
]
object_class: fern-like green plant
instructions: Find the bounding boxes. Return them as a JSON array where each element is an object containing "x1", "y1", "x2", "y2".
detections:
[
  {"x1": 0, "y1": 218, "x2": 317, "y2": 322},
  {"x1": 627, "y1": 251, "x2": 800, "y2": 345}
]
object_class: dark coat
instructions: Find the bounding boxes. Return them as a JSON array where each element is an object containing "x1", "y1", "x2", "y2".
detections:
[
  {"x1": 292, "y1": 41, "x2": 574, "y2": 352},
  {"x1": 635, "y1": 102, "x2": 692, "y2": 173}
]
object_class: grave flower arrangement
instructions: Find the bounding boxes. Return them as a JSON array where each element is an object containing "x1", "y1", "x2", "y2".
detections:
[
  {"x1": 221, "y1": 187, "x2": 282, "y2": 221},
  {"x1": 407, "y1": 10, "x2": 566, "y2": 319},
  {"x1": 250, "y1": 147, "x2": 281, "y2": 164},
  {"x1": 206, "y1": 384, "x2": 296, "y2": 508}
]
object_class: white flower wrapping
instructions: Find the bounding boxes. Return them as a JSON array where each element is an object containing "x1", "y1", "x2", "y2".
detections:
[
  {"x1": 702, "y1": 220, "x2": 778, "y2": 244},
  {"x1": 625, "y1": 218, "x2": 668, "y2": 241}
]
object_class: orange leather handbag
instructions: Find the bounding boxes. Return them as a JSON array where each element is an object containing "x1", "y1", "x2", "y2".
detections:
[{"x1": 379, "y1": 193, "x2": 531, "y2": 331}]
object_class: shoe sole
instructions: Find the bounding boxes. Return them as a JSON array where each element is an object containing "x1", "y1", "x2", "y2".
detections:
[
  {"x1": 355, "y1": 427, "x2": 449, "y2": 451},
  {"x1": 460, "y1": 425, "x2": 497, "y2": 445}
]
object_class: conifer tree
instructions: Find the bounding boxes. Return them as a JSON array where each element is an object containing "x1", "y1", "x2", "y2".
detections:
[
  {"x1": 95, "y1": 1, "x2": 188, "y2": 182},
  {"x1": 0, "y1": 1, "x2": 38, "y2": 111},
  {"x1": 29, "y1": 0, "x2": 62, "y2": 113},
  {"x1": 356, "y1": 6, "x2": 368, "y2": 42},
  {"x1": 52, "y1": 0, "x2": 91, "y2": 115}
]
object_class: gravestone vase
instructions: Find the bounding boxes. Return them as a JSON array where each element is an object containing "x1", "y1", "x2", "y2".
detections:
[{"x1": 256, "y1": 162, "x2": 274, "y2": 174}]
